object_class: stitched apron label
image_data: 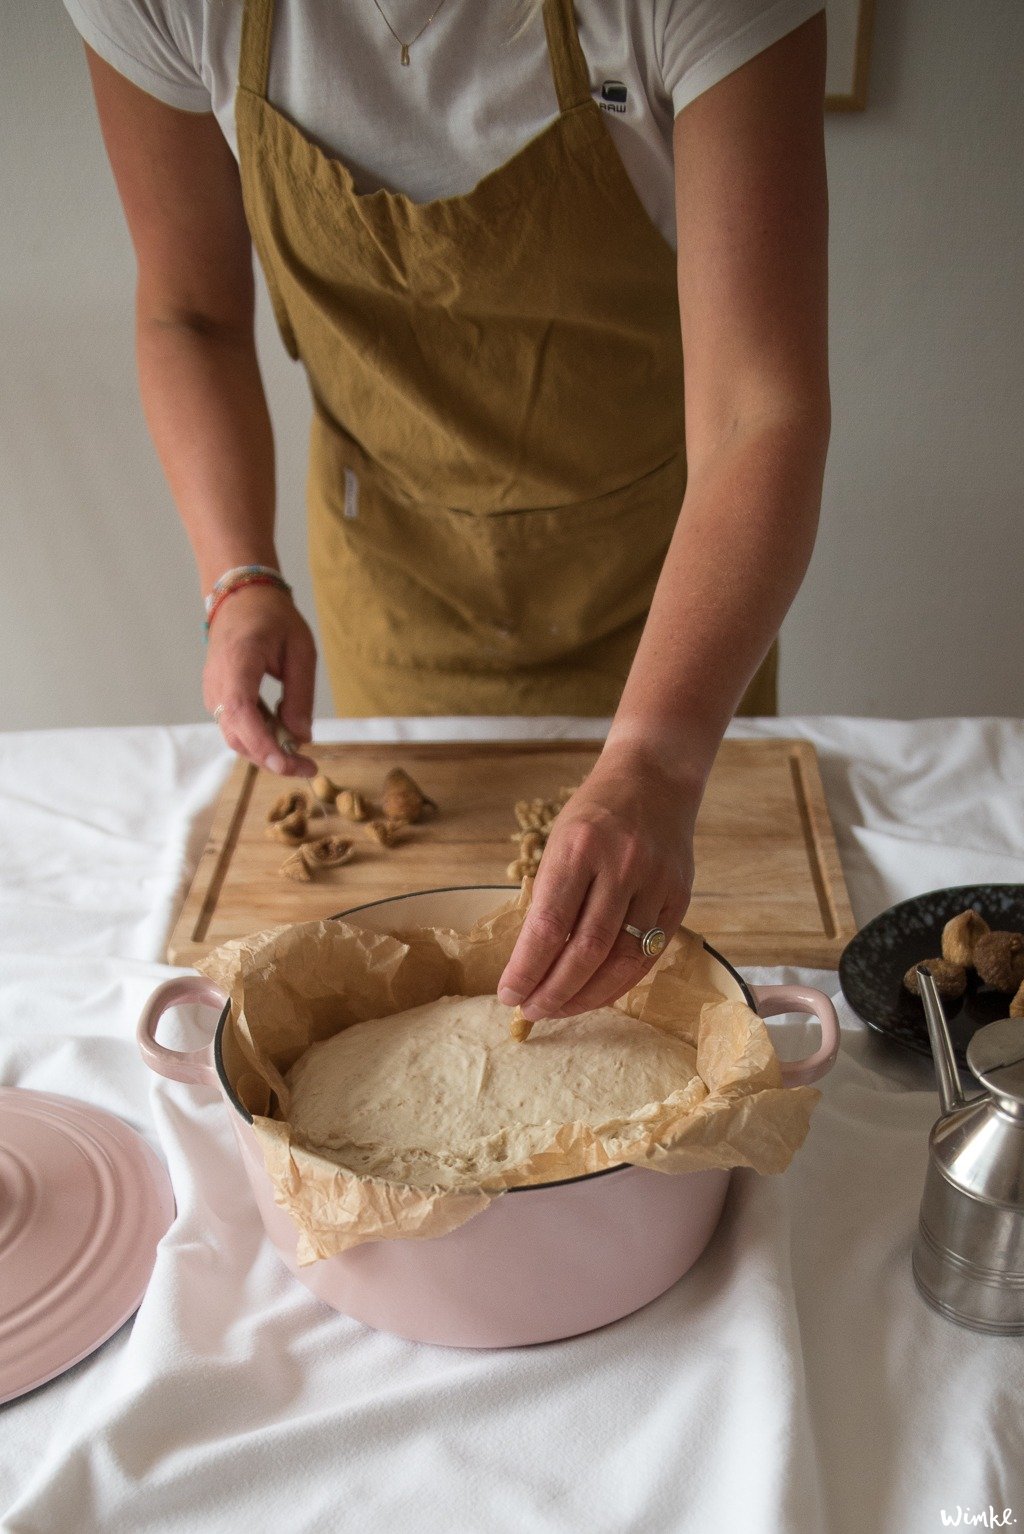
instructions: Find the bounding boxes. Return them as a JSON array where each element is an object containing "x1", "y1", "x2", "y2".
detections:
[{"x1": 343, "y1": 467, "x2": 359, "y2": 519}]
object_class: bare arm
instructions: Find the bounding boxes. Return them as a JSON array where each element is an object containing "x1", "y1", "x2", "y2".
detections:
[
  {"x1": 83, "y1": 45, "x2": 316, "y2": 774},
  {"x1": 499, "y1": 14, "x2": 829, "y2": 1019},
  {"x1": 606, "y1": 10, "x2": 830, "y2": 782}
]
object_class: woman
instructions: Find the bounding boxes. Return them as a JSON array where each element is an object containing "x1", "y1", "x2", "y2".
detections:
[{"x1": 70, "y1": 0, "x2": 829, "y2": 1025}]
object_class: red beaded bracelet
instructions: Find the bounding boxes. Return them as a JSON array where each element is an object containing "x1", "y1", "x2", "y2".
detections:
[{"x1": 204, "y1": 572, "x2": 293, "y2": 638}]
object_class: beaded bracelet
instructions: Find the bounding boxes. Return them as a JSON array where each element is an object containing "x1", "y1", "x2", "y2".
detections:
[
  {"x1": 203, "y1": 567, "x2": 293, "y2": 639},
  {"x1": 203, "y1": 563, "x2": 288, "y2": 615}
]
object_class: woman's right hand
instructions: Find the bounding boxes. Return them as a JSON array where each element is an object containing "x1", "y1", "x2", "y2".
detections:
[{"x1": 202, "y1": 585, "x2": 318, "y2": 777}]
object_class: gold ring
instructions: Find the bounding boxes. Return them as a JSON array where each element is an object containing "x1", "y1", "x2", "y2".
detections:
[
  {"x1": 212, "y1": 704, "x2": 225, "y2": 723},
  {"x1": 623, "y1": 923, "x2": 666, "y2": 957}
]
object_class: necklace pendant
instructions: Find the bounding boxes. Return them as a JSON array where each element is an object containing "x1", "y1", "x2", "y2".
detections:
[{"x1": 400, "y1": 42, "x2": 411, "y2": 64}]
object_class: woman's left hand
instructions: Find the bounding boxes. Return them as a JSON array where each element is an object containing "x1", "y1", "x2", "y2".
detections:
[{"x1": 496, "y1": 742, "x2": 700, "y2": 1023}]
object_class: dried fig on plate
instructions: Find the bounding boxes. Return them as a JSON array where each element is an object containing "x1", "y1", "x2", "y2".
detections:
[
  {"x1": 974, "y1": 931, "x2": 1024, "y2": 992},
  {"x1": 902, "y1": 958, "x2": 968, "y2": 1000},
  {"x1": 941, "y1": 908, "x2": 990, "y2": 967}
]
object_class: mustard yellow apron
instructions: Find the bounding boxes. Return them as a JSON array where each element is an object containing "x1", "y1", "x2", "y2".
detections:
[{"x1": 234, "y1": 0, "x2": 778, "y2": 717}]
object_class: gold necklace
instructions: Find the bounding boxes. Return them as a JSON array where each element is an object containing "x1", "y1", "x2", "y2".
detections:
[{"x1": 371, "y1": 0, "x2": 451, "y2": 65}]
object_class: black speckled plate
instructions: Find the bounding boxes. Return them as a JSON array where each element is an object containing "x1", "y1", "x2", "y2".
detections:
[{"x1": 838, "y1": 884, "x2": 1024, "y2": 1065}]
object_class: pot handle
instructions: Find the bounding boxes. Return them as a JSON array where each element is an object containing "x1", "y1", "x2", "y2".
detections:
[
  {"x1": 137, "y1": 976, "x2": 228, "y2": 1088},
  {"x1": 749, "y1": 984, "x2": 840, "y2": 1086}
]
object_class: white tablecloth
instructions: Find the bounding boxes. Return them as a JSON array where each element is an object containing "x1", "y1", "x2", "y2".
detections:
[{"x1": 2, "y1": 716, "x2": 1023, "y2": 1534}]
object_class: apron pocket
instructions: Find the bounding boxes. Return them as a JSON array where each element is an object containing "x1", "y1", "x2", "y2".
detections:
[{"x1": 308, "y1": 433, "x2": 687, "y2": 677}]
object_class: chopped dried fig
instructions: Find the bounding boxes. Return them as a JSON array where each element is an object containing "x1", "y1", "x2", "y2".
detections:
[
  {"x1": 365, "y1": 817, "x2": 406, "y2": 847},
  {"x1": 509, "y1": 1004, "x2": 534, "y2": 1043},
  {"x1": 265, "y1": 807, "x2": 308, "y2": 844},
  {"x1": 267, "y1": 791, "x2": 307, "y2": 824},
  {"x1": 301, "y1": 835, "x2": 354, "y2": 871},
  {"x1": 336, "y1": 788, "x2": 370, "y2": 822},
  {"x1": 311, "y1": 773, "x2": 338, "y2": 806},
  {"x1": 513, "y1": 797, "x2": 549, "y2": 832},
  {"x1": 279, "y1": 836, "x2": 354, "y2": 881},
  {"x1": 279, "y1": 847, "x2": 313, "y2": 881},
  {"x1": 381, "y1": 767, "x2": 436, "y2": 826},
  {"x1": 508, "y1": 783, "x2": 581, "y2": 876},
  {"x1": 517, "y1": 829, "x2": 544, "y2": 860}
]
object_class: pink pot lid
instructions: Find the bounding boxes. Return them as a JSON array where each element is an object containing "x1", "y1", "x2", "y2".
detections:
[{"x1": 0, "y1": 1086, "x2": 175, "y2": 1406}]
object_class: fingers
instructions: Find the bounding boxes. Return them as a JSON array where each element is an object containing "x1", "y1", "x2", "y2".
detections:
[
  {"x1": 546, "y1": 887, "x2": 691, "y2": 1018},
  {"x1": 217, "y1": 695, "x2": 298, "y2": 775},
  {"x1": 278, "y1": 622, "x2": 317, "y2": 746},
  {"x1": 499, "y1": 818, "x2": 692, "y2": 1022},
  {"x1": 255, "y1": 698, "x2": 318, "y2": 777},
  {"x1": 514, "y1": 875, "x2": 638, "y2": 1023},
  {"x1": 496, "y1": 838, "x2": 592, "y2": 1008},
  {"x1": 496, "y1": 811, "x2": 689, "y2": 1021},
  {"x1": 205, "y1": 616, "x2": 316, "y2": 777},
  {"x1": 497, "y1": 751, "x2": 697, "y2": 1026}
]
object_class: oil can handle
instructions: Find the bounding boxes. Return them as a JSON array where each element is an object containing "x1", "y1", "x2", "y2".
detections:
[
  {"x1": 749, "y1": 984, "x2": 841, "y2": 1086},
  {"x1": 137, "y1": 976, "x2": 228, "y2": 1088}
]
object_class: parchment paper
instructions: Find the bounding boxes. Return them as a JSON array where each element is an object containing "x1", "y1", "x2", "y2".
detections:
[{"x1": 197, "y1": 880, "x2": 822, "y2": 1264}]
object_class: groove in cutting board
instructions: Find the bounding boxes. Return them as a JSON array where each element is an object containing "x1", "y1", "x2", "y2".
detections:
[
  {"x1": 788, "y1": 749, "x2": 837, "y2": 939},
  {"x1": 166, "y1": 737, "x2": 857, "y2": 969},
  {"x1": 192, "y1": 762, "x2": 258, "y2": 945}
]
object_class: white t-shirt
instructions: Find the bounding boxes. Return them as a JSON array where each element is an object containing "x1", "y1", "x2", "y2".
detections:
[{"x1": 63, "y1": 0, "x2": 822, "y2": 250}]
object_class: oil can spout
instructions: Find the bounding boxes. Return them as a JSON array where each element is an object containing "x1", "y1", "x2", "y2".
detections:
[{"x1": 917, "y1": 966, "x2": 967, "y2": 1116}]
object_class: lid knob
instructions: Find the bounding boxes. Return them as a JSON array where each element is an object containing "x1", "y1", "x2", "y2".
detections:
[{"x1": 966, "y1": 1017, "x2": 1024, "y2": 1115}]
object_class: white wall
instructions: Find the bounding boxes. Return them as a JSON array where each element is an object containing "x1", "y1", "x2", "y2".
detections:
[
  {"x1": 787, "y1": 0, "x2": 1024, "y2": 716},
  {"x1": 2, "y1": 0, "x2": 1022, "y2": 730}
]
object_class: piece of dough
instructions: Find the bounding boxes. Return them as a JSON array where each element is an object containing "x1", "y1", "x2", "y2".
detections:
[{"x1": 283, "y1": 993, "x2": 699, "y2": 1189}]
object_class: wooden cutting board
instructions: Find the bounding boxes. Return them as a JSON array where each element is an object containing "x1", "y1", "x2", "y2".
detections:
[{"x1": 167, "y1": 737, "x2": 856, "y2": 970}]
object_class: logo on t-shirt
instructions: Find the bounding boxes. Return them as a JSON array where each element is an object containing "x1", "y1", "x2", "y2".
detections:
[{"x1": 598, "y1": 79, "x2": 628, "y2": 114}]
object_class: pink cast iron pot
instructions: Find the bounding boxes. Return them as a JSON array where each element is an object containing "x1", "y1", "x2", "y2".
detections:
[{"x1": 139, "y1": 887, "x2": 839, "y2": 1348}]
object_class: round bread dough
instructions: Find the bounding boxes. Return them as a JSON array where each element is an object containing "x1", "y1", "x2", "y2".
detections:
[{"x1": 283, "y1": 992, "x2": 700, "y2": 1189}]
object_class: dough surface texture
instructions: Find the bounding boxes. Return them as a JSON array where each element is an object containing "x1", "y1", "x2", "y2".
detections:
[{"x1": 284, "y1": 992, "x2": 700, "y2": 1189}]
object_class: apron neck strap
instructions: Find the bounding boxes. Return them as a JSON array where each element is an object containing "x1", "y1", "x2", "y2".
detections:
[
  {"x1": 238, "y1": 0, "x2": 591, "y2": 115},
  {"x1": 238, "y1": 0, "x2": 275, "y2": 99},
  {"x1": 543, "y1": 0, "x2": 592, "y2": 114}
]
